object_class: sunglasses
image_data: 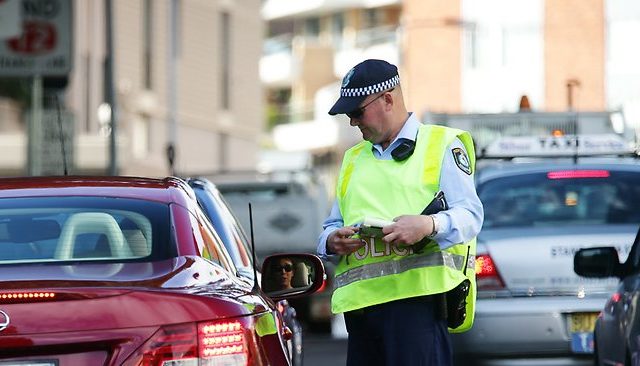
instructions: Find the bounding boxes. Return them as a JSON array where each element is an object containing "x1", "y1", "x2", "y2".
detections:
[
  {"x1": 274, "y1": 264, "x2": 293, "y2": 272},
  {"x1": 346, "y1": 88, "x2": 394, "y2": 119}
]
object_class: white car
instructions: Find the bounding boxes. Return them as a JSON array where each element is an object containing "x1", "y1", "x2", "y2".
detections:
[{"x1": 453, "y1": 156, "x2": 640, "y2": 365}]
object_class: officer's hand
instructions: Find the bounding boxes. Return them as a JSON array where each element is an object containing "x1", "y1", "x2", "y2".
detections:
[
  {"x1": 381, "y1": 215, "x2": 433, "y2": 246},
  {"x1": 326, "y1": 226, "x2": 365, "y2": 255}
]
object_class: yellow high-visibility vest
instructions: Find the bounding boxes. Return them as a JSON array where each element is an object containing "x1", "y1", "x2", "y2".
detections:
[{"x1": 333, "y1": 124, "x2": 477, "y2": 332}]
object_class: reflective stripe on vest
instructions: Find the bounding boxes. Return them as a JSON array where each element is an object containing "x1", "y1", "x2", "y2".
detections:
[{"x1": 335, "y1": 250, "x2": 475, "y2": 288}]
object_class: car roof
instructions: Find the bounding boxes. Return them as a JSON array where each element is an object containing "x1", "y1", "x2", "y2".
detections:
[
  {"x1": 0, "y1": 176, "x2": 195, "y2": 205},
  {"x1": 186, "y1": 177, "x2": 219, "y2": 191},
  {"x1": 476, "y1": 157, "x2": 640, "y2": 184}
]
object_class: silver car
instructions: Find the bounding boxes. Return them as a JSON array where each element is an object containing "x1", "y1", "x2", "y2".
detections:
[{"x1": 453, "y1": 158, "x2": 640, "y2": 365}]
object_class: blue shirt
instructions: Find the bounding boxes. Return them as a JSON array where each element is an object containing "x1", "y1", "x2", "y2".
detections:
[{"x1": 316, "y1": 113, "x2": 484, "y2": 258}]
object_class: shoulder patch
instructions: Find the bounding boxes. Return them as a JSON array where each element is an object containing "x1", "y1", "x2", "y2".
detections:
[{"x1": 452, "y1": 148, "x2": 472, "y2": 175}]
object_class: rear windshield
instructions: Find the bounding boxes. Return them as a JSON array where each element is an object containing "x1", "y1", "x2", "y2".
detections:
[
  {"x1": 478, "y1": 170, "x2": 640, "y2": 229},
  {"x1": 0, "y1": 196, "x2": 172, "y2": 265}
]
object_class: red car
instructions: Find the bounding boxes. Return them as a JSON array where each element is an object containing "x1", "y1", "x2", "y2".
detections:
[{"x1": 0, "y1": 176, "x2": 325, "y2": 365}]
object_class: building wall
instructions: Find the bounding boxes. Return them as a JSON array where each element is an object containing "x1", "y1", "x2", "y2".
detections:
[
  {"x1": 257, "y1": 0, "x2": 640, "y2": 162},
  {"x1": 461, "y1": 0, "x2": 544, "y2": 113},
  {"x1": 65, "y1": 0, "x2": 262, "y2": 177},
  {"x1": 544, "y1": 0, "x2": 605, "y2": 111},
  {"x1": 605, "y1": 0, "x2": 640, "y2": 111},
  {"x1": 401, "y1": 0, "x2": 607, "y2": 115},
  {"x1": 402, "y1": 0, "x2": 462, "y2": 115},
  {"x1": 292, "y1": 41, "x2": 335, "y2": 111},
  {"x1": 67, "y1": 0, "x2": 105, "y2": 135}
]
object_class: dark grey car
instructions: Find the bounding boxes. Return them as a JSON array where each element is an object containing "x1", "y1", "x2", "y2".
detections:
[
  {"x1": 186, "y1": 177, "x2": 305, "y2": 366},
  {"x1": 575, "y1": 224, "x2": 640, "y2": 366}
]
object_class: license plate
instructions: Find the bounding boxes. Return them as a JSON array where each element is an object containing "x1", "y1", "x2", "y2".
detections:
[
  {"x1": 0, "y1": 361, "x2": 57, "y2": 366},
  {"x1": 568, "y1": 312, "x2": 598, "y2": 354}
]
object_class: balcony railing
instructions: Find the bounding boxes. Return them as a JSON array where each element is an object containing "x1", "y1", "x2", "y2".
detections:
[
  {"x1": 267, "y1": 101, "x2": 315, "y2": 128},
  {"x1": 264, "y1": 33, "x2": 293, "y2": 55}
]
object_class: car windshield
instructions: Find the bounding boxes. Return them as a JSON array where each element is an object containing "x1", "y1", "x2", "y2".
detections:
[
  {"x1": 0, "y1": 196, "x2": 172, "y2": 264},
  {"x1": 479, "y1": 169, "x2": 640, "y2": 229}
]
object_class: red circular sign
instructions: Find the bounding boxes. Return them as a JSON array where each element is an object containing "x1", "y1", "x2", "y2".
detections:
[{"x1": 7, "y1": 21, "x2": 57, "y2": 55}]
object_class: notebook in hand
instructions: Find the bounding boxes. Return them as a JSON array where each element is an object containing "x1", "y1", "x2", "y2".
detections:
[{"x1": 357, "y1": 217, "x2": 394, "y2": 238}]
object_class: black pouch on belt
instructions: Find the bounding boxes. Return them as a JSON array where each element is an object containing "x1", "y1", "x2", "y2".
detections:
[
  {"x1": 445, "y1": 244, "x2": 471, "y2": 329},
  {"x1": 445, "y1": 278, "x2": 470, "y2": 329}
]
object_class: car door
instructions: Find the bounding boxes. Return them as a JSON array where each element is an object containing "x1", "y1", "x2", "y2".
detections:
[
  {"x1": 596, "y1": 226, "x2": 640, "y2": 364},
  {"x1": 619, "y1": 227, "x2": 640, "y2": 364}
]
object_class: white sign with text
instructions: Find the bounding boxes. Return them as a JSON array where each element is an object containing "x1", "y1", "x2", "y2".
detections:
[{"x1": 0, "y1": 0, "x2": 71, "y2": 76}]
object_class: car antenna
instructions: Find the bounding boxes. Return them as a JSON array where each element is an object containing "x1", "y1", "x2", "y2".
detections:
[
  {"x1": 53, "y1": 94, "x2": 69, "y2": 175},
  {"x1": 248, "y1": 202, "x2": 260, "y2": 292}
]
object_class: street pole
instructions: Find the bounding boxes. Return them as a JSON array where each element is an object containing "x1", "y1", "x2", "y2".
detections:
[
  {"x1": 28, "y1": 75, "x2": 43, "y2": 176},
  {"x1": 105, "y1": 0, "x2": 118, "y2": 175},
  {"x1": 566, "y1": 79, "x2": 580, "y2": 112},
  {"x1": 166, "y1": 0, "x2": 178, "y2": 176}
]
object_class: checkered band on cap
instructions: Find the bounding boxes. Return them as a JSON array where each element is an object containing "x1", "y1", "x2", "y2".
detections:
[{"x1": 340, "y1": 75, "x2": 400, "y2": 97}]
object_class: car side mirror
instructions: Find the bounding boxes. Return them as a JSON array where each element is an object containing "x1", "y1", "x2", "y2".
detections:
[
  {"x1": 261, "y1": 253, "x2": 325, "y2": 300},
  {"x1": 574, "y1": 247, "x2": 622, "y2": 278}
]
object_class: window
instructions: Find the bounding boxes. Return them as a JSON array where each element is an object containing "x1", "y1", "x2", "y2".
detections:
[
  {"x1": 361, "y1": 8, "x2": 380, "y2": 29},
  {"x1": 479, "y1": 170, "x2": 640, "y2": 228},
  {"x1": 304, "y1": 17, "x2": 320, "y2": 38},
  {"x1": 464, "y1": 26, "x2": 477, "y2": 68},
  {"x1": 0, "y1": 197, "x2": 170, "y2": 264},
  {"x1": 190, "y1": 207, "x2": 234, "y2": 272},
  {"x1": 331, "y1": 13, "x2": 344, "y2": 48},
  {"x1": 191, "y1": 184, "x2": 253, "y2": 278}
]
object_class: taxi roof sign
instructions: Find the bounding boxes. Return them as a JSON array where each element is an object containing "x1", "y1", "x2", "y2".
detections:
[{"x1": 481, "y1": 134, "x2": 637, "y2": 158}]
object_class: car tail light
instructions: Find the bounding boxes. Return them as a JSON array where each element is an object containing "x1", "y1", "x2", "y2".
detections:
[
  {"x1": 475, "y1": 254, "x2": 505, "y2": 290},
  {"x1": 610, "y1": 292, "x2": 622, "y2": 303},
  {"x1": 139, "y1": 323, "x2": 197, "y2": 366},
  {"x1": 130, "y1": 320, "x2": 251, "y2": 366},
  {"x1": 602, "y1": 292, "x2": 623, "y2": 315},
  {"x1": 0, "y1": 292, "x2": 56, "y2": 302},
  {"x1": 199, "y1": 321, "x2": 246, "y2": 363},
  {"x1": 0, "y1": 290, "x2": 124, "y2": 304},
  {"x1": 547, "y1": 170, "x2": 610, "y2": 179}
]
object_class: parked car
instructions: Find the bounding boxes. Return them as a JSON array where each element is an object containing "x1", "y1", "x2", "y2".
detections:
[
  {"x1": 452, "y1": 135, "x2": 640, "y2": 365},
  {"x1": 215, "y1": 177, "x2": 328, "y2": 262},
  {"x1": 0, "y1": 176, "x2": 325, "y2": 365},
  {"x1": 575, "y1": 224, "x2": 640, "y2": 366},
  {"x1": 185, "y1": 177, "x2": 304, "y2": 365},
  {"x1": 210, "y1": 176, "x2": 334, "y2": 333}
]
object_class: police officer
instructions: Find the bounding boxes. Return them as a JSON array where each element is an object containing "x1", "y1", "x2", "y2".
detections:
[{"x1": 317, "y1": 59, "x2": 483, "y2": 366}]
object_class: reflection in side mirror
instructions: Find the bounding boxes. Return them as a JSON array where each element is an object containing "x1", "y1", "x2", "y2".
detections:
[
  {"x1": 574, "y1": 247, "x2": 621, "y2": 278},
  {"x1": 261, "y1": 253, "x2": 325, "y2": 299}
]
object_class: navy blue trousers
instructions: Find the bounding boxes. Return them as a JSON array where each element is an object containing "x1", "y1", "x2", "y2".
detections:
[{"x1": 344, "y1": 295, "x2": 452, "y2": 366}]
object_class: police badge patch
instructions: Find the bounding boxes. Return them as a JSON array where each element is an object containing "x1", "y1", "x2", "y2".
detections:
[
  {"x1": 452, "y1": 148, "x2": 472, "y2": 175},
  {"x1": 342, "y1": 68, "x2": 355, "y2": 87}
]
